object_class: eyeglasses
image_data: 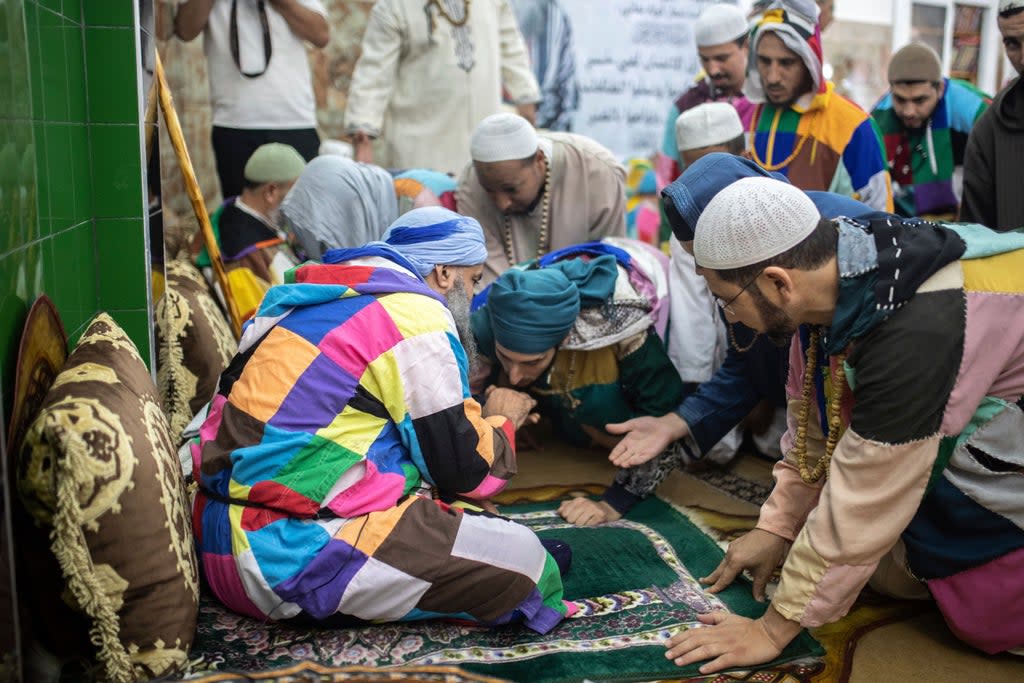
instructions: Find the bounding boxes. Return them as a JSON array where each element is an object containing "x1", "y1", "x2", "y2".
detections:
[{"x1": 714, "y1": 270, "x2": 763, "y2": 316}]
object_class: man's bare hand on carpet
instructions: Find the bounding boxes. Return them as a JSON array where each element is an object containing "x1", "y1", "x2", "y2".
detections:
[
  {"x1": 606, "y1": 414, "x2": 688, "y2": 468},
  {"x1": 701, "y1": 528, "x2": 789, "y2": 602},
  {"x1": 558, "y1": 497, "x2": 621, "y2": 526},
  {"x1": 665, "y1": 607, "x2": 798, "y2": 673}
]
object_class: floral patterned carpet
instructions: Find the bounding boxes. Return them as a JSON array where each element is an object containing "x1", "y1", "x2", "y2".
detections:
[{"x1": 183, "y1": 497, "x2": 821, "y2": 683}]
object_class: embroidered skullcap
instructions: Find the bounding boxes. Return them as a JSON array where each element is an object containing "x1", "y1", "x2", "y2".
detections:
[
  {"x1": 694, "y1": 3, "x2": 749, "y2": 47},
  {"x1": 487, "y1": 269, "x2": 580, "y2": 354},
  {"x1": 470, "y1": 114, "x2": 540, "y2": 163},
  {"x1": 1000, "y1": 1, "x2": 1024, "y2": 14},
  {"x1": 382, "y1": 206, "x2": 487, "y2": 276},
  {"x1": 243, "y1": 143, "x2": 306, "y2": 183},
  {"x1": 675, "y1": 102, "x2": 745, "y2": 152},
  {"x1": 694, "y1": 176, "x2": 820, "y2": 269},
  {"x1": 888, "y1": 43, "x2": 942, "y2": 84}
]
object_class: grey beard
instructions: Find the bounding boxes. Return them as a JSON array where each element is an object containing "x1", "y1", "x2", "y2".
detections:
[{"x1": 446, "y1": 278, "x2": 480, "y2": 375}]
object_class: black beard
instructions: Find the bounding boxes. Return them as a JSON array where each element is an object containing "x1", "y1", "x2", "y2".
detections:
[{"x1": 750, "y1": 284, "x2": 799, "y2": 347}]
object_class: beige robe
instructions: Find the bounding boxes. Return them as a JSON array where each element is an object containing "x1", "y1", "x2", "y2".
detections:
[
  {"x1": 457, "y1": 132, "x2": 628, "y2": 285},
  {"x1": 344, "y1": 0, "x2": 540, "y2": 174}
]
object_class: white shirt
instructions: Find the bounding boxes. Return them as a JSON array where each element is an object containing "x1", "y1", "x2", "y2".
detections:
[{"x1": 202, "y1": 0, "x2": 326, "y2": 129}]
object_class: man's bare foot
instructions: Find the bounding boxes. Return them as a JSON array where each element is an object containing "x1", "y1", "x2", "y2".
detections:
[{"x1": 557, "y1": 497, "x2": 622, "y2": 526}]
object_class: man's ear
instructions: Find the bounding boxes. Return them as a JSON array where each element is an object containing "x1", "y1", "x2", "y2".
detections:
[
  {"x1": 433, "y1": 264, "x2": 454, "y2": 291},
  {"x1": 762, "y1": 266, "x2": 795, "y2": 302}
]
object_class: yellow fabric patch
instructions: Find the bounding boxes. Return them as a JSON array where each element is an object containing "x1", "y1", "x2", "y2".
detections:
[
  {"x1": 548, "y1": 346, "x2": 619, "y2": 392},
  {"x1": 318, "y1": 404, "x2": 388, "y2": 457},
  {"x1": 961, "y1": 250, "x2": 1024, "y2": 293},
  {"x1": 377, "y1": 292, "x2": 449, "y2": 339},
  {"x1": 229, "y1": 483, "x2": 253, "y2": 553},
  {"x1": 335, "y1": 496, "x2": 419, "y2": 557}
]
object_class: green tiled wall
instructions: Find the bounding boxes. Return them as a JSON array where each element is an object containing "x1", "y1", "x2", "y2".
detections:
[
  {"x1": 0, "y1": 0, "x2": 152, "y2": 428},
  {"x1": 1, "y1": 1, "x2": 153, "y2": 675}
]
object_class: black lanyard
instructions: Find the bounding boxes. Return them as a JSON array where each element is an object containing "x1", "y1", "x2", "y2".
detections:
[{"x1": 230, "y1": 0, "x2": 273, "y2": 78}]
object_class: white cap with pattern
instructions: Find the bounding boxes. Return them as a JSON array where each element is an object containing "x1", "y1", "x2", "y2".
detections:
[
  {"x1": 470, "y1": 113, "x2": 540, "y2": 163},
  {"x1": 694, "y1": 4, "x2": 749, "y2": 47},
  {"x1": 694, "y1": 177, "x2": 820, "y2": 269},
  {"x1": 1000, "y1": 1, "x2": 1024, "y2": 13},
  {"x1": 676, "y1": 102, "x2": 744, "y2": 152}
]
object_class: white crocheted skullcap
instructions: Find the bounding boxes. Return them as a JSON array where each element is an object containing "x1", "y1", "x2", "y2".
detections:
[
  {"x1": 676, "y1": 102, "x2": 744, "y2": 152},
  {"x1": 694, "y1": 3, "x2": 749, "y2": 47},
  {"x1": 1000, "y1": 1, "x2": 1024, "y2": 14},
  {"x1": 470, "y1": 114, "x2": 539, "y2": 163},
  {"x1": 694, "y1": 177, "x2": 820, "y2": 270}
]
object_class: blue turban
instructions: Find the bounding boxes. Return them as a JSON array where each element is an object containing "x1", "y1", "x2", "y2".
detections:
[
  {"x1": 487, "y1": 269, "x2": 581, "y2": 354},
  {"x1": 381, "y1": 207, "x2": 487, "y2": 276}
]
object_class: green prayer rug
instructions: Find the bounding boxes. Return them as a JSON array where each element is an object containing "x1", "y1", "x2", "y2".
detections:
[{"x1": 187, "y1": 498, "x2": 822, "y2": 682}]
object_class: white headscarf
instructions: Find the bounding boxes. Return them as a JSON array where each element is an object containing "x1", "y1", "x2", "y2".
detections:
[{"x1": 280, "y1": 156, "x2": 398, "y2": 260}]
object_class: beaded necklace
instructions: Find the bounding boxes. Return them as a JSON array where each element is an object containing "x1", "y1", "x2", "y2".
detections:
[
  {"x1": 727, "y1": 323, "x2": 758, "y2": 353},
  {"x1": 791, "y1": 327, "x2": 847, "y2": 484},
  {"x1": 747, "y1": 104, "x2": 821, "y2": 172},
  {"x1": 503, "y1": 158, "x2": 551, "y2": 266},
  {"x1": 428, "y1": 0, "x2": 471, "y2": 27}
]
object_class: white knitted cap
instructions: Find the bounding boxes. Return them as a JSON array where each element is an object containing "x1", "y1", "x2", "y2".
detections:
[
  {"x1": 1000, "y1": 0, "x2": 1024, "y2": 13},
  {"x1": 675, "y1": 102, "x2": 744, "y2": 152},
  {"x1": 694, "y1": 4, "x2": 749, "y2": 47},
  {"x1": 694, "y1": 177, "x2": 820, "y2": 269},
  {"x1": 470, "y1": 114, "x2": 539, "y2": 163}
]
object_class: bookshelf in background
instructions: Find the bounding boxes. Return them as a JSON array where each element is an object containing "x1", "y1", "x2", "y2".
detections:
[{"x1": 951, "y1": 4, "x2": 984, "y2": 83}]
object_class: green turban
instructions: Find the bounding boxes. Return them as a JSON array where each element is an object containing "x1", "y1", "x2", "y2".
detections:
[{"x1": 488, "y1": 269, "x2": 581, "y2": 354}]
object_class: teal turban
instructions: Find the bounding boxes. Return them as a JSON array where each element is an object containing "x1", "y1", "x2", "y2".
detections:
[{"x1": 488, "y1": 269, "x2": 581, "y2": 354}]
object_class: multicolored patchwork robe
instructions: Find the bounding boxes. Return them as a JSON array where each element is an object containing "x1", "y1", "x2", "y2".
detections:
[
  {"x1": 191, "y1": 257, "x2": 569, "y2": 633},
  {"x1": 872, "y1": 78, "x2": 990, "y2": 220},
  {"x1": 747, "y1": 83, "x2": 893, "y2": 212},
  {"x1": 760, "y1": 218, "x2": 1024, "y2": 654}
]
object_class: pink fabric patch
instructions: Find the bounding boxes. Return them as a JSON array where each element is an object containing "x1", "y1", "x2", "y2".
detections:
[
  {"x1": 802, "y1": 563, "x2": 877, "y2": 626},
  {"x1": 200, "y1": 395, "x2": 228, "y2": 443},
  {"x1": 325, "y1": 461, "x2": 406, "y2": 519},
  {"x1": 465, "y1": 474, "x2": 509, "y2": 500},
  {"x1": 318, "y1": 302, "x2": 404, "y2": 378},
  {"x1": 941, "y1": 292, "x2": 1024, "y2": 435},
  {"x1": 563, "y1": 600, "x2": 580, "y2": 617},
  {"x1": 928, "y1": 546, "x2": 1024, "y2": 653},
  {"x1": 203, "y1": 552, "x2": 265, "y2": 619}
]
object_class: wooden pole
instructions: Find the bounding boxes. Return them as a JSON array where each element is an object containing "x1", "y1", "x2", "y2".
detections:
[{"x1": 153, "y1": 51, "x2": 243, "y2": 339}]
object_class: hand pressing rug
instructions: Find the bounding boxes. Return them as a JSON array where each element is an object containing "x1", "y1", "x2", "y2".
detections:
[{"x1": 184, "y1": 498, "x2": 822, "y2": 682}]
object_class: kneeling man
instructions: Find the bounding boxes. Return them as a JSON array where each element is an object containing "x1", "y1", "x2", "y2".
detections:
[
  {"x1": 192, "y1": 208, "x2": 572, "y2": 633},
  {"x1": 665, "y1": 177, "x2": 1024, "y2": 672}
]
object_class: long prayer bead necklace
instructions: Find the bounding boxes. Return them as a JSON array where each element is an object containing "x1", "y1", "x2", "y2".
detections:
[
  {"x1": 791, "y1": 327, "x2": 847, "y2": 484},
  {"x1": 503, "y1": 158, "x2": 551, "y2": 266}
]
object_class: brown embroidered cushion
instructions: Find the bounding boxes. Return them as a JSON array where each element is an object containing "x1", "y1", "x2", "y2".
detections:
[
  {"x1": 18, "y1": 313, "x2": 199, "y2": 682},
  {"x1": 155, "y1": 259, "x2": 236, "y2": 439}
]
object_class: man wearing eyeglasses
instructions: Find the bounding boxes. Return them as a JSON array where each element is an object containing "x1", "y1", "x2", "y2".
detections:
[
  {"x1": 174, "y1": 0, "x2": 329, "y2": 198},
  {"x1": 661, "y1": 175, "x2": 1024, "y2": 671}
]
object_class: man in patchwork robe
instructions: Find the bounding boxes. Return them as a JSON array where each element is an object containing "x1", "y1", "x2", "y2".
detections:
[
  {"x1": 192, "y1": 208, "x2": 571, "y2": 632},
  {"x1": 664, "y1": 177, "x2": 1024, "y2": 673}
]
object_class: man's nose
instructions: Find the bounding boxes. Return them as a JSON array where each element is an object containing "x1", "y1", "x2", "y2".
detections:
[{"x1": 495, "y1": 194, "x2": 513, "y2": 212}]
